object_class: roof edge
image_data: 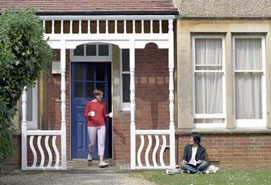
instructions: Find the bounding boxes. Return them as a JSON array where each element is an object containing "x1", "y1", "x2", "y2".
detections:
[{"x1": 36, "y1": 10, "x2": 179, "y2": 16}]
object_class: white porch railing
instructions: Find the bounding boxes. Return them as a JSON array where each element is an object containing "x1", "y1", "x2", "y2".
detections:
[
  {"x1": 134, "y1": 130, "x2": 174, "y2": 169},
  {"x1": 22, "y1": 130, "x2": 65, "y2": 170}
]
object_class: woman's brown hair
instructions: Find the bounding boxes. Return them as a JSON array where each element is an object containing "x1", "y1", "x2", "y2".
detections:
[{"x1": 93, "y1": 89, "x2": 103, "y2": 98}]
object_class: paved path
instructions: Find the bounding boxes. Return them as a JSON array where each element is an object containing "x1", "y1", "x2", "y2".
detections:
[{"x1": 0, "y1": 172, "x2": 155, "y2": 185}]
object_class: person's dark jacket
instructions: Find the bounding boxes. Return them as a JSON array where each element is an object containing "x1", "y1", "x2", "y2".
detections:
[{"x1": 182, "y1": 144, "x2": 206, "y2": 162}]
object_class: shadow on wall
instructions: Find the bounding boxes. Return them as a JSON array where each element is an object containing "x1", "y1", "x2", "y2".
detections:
[{"x1": 135, "y1": 43, "x2": 169, "y2": 130}]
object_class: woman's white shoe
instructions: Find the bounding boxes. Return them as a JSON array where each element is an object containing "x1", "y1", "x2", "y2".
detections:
[{"x1": 99, "y1": 161, "x2": 108, "y2": 168}]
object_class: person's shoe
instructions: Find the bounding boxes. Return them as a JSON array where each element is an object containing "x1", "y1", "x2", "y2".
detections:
[
  {"x1": 87, "y1": 153, "x2": 92, "y2": 161},
  {"x1": 99, "y1": 161, "x2": 108, "y2": 168}
]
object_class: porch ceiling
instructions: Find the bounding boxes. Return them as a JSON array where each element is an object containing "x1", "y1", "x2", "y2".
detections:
[{"x1": 0, "y1": 0, "x2": 178, "y2": 15}]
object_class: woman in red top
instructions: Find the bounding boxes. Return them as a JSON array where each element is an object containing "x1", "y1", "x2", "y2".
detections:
[{"x1": 84, "y1": 89, "x2": 112, "y2": 168}]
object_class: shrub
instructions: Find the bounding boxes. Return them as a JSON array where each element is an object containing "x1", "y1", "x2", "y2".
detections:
[{"x1": 0, "y1": 8, "x2": 53, "y2": 165}]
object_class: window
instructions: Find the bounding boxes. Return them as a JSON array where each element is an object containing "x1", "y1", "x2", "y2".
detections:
[
  {"x1": 233, "y1": 36, "x2": 266, "y2": 128},
  {"x1": 120, "y1": 49, "x2": 130, "y2": 110},
  {"x1": 72, "y1": 43, "x2": 111, "y2": 62},
  {"x1": 192, "y1": 36, "x2": 225, "y2": 128},
  {"x1": 20, "y1": 83, "x2": 39, "y2": 129}
]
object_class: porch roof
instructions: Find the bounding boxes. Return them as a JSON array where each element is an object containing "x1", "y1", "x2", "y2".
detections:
[{"x1": 0, "y1": 0, "x2": 178, "y2": 15}]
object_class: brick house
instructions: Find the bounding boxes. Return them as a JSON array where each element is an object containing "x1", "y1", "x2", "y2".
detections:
[
  {"x1": 176, "y1": 0, "x2": 271, "y2": 169},
  {"x1": 2, "y1": 0, "x2": 271, "y2": 171},
  {"x1": 0, "y1": 0, "x2": 178, "y2": 171}
]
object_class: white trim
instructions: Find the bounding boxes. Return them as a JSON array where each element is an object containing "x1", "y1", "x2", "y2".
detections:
[
  {"x1": 70, "y1": 43, "x2": 112, "y2": 62},
  {"x1": 232, "y1": 35, "x2": 266, "y2": 128},
  {"x1": 192, "y1": 35, "x2": 226, "y2": 127},
  {"x1": 120, "y1": 49, "x2": 131, "y2": 111},
  {"x1": 26, "y1": 82, "x2": 39, "y2": 130}
]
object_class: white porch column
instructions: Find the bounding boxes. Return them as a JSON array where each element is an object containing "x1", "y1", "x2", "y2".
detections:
[
  {"x1": 130, "y1": 39, "x2": 136, "y2": 169},
  {"x1": 21, "y1": 87, "x2": 27, "y2": 170},
  {"x1": 168, "y1": 19, "x2": 176, "y2": 168},
  {"x1": 60, "y1": 40, "x2": 67, "y2": 169}
]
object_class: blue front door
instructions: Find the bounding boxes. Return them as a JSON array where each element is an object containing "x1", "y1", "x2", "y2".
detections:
[{"x1": 71, "y1": 62, "x2": 112, "y2": 159}]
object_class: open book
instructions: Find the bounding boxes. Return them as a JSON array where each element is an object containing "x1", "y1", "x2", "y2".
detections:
[{"x1": 188, "y1": 160, "x2": 197, "y2": 166}]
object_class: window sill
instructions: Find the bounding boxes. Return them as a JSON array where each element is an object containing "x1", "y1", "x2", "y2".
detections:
[{"x1": 176, "y1": 128, "x2": 271, "y2": 135}]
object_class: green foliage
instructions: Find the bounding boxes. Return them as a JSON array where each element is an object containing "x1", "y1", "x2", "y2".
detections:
[{"x1": 0, "y1": 8, "x2": 53, "y2": 165}]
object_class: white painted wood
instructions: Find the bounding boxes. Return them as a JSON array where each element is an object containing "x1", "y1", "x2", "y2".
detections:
[
  {"x1": 141, "y1": 20, "x2": 144, "y2": 34},
  {"x1": 130, "y1": 39, "x2": 136, "y2": 169},
  {"x1": 45, "y1": 136, "x2": 53, "y2": 167},
  {"x1": 43, "y1": 21, "x2": 45, "y2": 31},
  {"x1": 52, "y1": 136, "x2": 60, "y2": 167},
  {"x1": 115, "y1": 20, "x2": 117, "y2": 34},
  {"x1": 61, "y1": 20, "x2": 63, "y2": 34},
  {"x1": 79, "y1": 20, "x2": 82, "y2": 34},
  {"x1": 21, "y1": 87, "x2": 27, "y2": 170},
  {"x1": 160, "y1": 135, "x2": 167, "y2": 167},
  {"x1": 106, "y1": 20, "x2": 108, "y2": 34},
  {"x1": 88, "y1": 20, "x2": 90, "y2": 34},
  {"x1": 137, "y1": 135, "x2": 144, "y2": 167},
  {"x1": 97, "y1": 20, "x2": 99, "y2": 34},
  {"x1": 27, "y1": 130, "x2": 62, "y2": 135},
  {"x1": 132, "y1": 20, "x2": 135, "y2": 34},
  {"x1": 159, "y1": 20, "x2": 162, "y2": 34},
  {"x1": 24, "y1": 167, "x2": 66, "y2": 170},
  {"x1": 60, "y1": 40, "x2": 67, "y2": 169},
  {"x1": 39, "y1": 15, "x2": 175, "y2": 21},
  {"x1": 52, "y1": 20, "x2": 55, "y2": 34},
  {"x1": 135, "y1": 130, "x2": 170, "y2": 135},
  {"x1": 29, "y1": 136, "x2": 37, "y2": 167},
  {"x1": 26, "y1": 83, "x2": 38, "y2": 130},
  {"x1": 70, "y1": 20, "x2": 72, "y2": 34},
  {"x1": 37, "y1": 136, "x2": 45, "y2": 167},
  {"x1": 145, "y1": 135, "x2": 152, "y2": 167},
  {"x1": 135, "y1": 166, "x2": 170, "y2": 170},
  {"x1": 150, "y1": 20, "x2": 153, "y2": 34},
  {"x1": 124, "y1": 20, "x2": 127, "y2": 34},
  {"x1": 152, "y1": 135, "x2": 159, "y2": 167}
]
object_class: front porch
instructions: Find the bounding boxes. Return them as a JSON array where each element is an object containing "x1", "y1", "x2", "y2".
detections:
[{"x1": 21, "y1": 15, "x2": 176, "y2": 170}]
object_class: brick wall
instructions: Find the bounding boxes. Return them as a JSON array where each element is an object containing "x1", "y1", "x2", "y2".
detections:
[
  {"x1": 177, "y1": 134, "x2": 271, "y2": 170},
  {"x1": 113, "y1": 43, "x2": 170, "y2": 165},
  {"x1": 47, "y1": 49, "x2": 71, "y2": 159}
]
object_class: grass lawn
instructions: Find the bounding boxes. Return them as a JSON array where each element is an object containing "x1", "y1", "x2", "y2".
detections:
[{"x1": 140, "y1": 170, "x2": 271, "y2": 185}]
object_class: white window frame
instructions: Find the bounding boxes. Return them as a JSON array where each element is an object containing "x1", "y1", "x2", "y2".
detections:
[
  {"x1": 192, "y1": 35, "x2": 226, "y2": 128},
  {"x1": 120, "y1": 49, "x2": 130, "y2": 111},
  {"x1": 71, "y1": 43, "x2": 112, "y2": 62},
  {"x1": 26, "y1": 83, "x2": 39, "y2": 130},
  {"x1": 233, "y1": 35, "x2": 266, "y2": 128}
]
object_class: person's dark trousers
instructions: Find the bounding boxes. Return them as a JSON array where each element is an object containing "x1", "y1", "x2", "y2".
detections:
[{"x1": 181, "y1": 160, "x2": 208, "y2": 174}]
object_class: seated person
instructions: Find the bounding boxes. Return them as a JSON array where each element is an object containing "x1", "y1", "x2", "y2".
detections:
[{"x1": 181, "y1": 132, "x2": 208, "y2": 174}]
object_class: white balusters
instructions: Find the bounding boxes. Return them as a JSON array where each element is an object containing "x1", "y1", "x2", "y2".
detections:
[
  {"x1": 160, "y1": 135, "x2": 167, "y2": 167},
  {"x1": 21, "y1": 87, "x2": 27, "y2": 170},
  {"x1": 29, "y1": 136, "x2": 37, "y2": 167},
  {"x1": 53, "y1": 136, "x2": 60, "y2": 167},
  {"x1": 106, "y1": 20, "x2": 108, "y2": 33},
  {"x1": 137, "y1": 135, "x2": 144, "y2": 167},
  {"x1": 141, "y1": 20, "x2": 144, "y2": 33},
  {"x1": 132, "y1": 20, "x2": 135, "y2": 34},
  {"x1": 45, "y1": 136, "x2": 52, "y2": 167},
  {"x1": 37, "y1": 136, "x2": 45, "y2": 167},
  {"x1": 43, "y1": 21, "x2": 45, "y2": 32},
  {"x1": 145, "y1": 135, "x2": 152, "y2": 167},
  {"x1": 152, "y1": 135, "x2": 159, "y2": 167}
]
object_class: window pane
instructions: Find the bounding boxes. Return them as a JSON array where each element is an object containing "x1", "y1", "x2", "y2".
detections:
[
  {"x1": 85, "y1": 83, "x2": 94, "y2": 98},
  {"x1": 86, "y1": 65, "x2": 94, "y2": 81},
  {"x1": 235, "y1": 74, "x2": 262, "y2": 119},
  {"x1": 98, "y1": 45, "x2": 109, "y2": 56},
  {"x1": 74, "y1": 45, "x2": 84, "y2": 56},
  {"x1": 26, "y1": 88, "x2": 33, "y2": 121},
  {"x1": 195, "y1": 38, "x2": 222, "y2": 69},
  {"x1": 96, "y1": 66, "x2": 105, "y2": 81},
  {"x1": 195, "y1": 73, "x2": 223, "y2": 114},
  {"x1": 74, "y1": 65, "x2": 84, "y2": 81},
  {"x1": 86, "y1": 45, "x2": 96, "y2": 56},
  {"x1": 74, "y1": 82, "x2": 83, "y2": 97},
  {"x1": 235, "y1": 38, "x2": 262, "y2": 70},
  {"x1": 122, "y1": 74, "x2": 130, "y2": 103},
  {"x1": 122, "y1": 49, "x2": 130, "y2": 71},
  {"x1": 96, "y1": 83, "x2": 105, "y2": 95}
]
